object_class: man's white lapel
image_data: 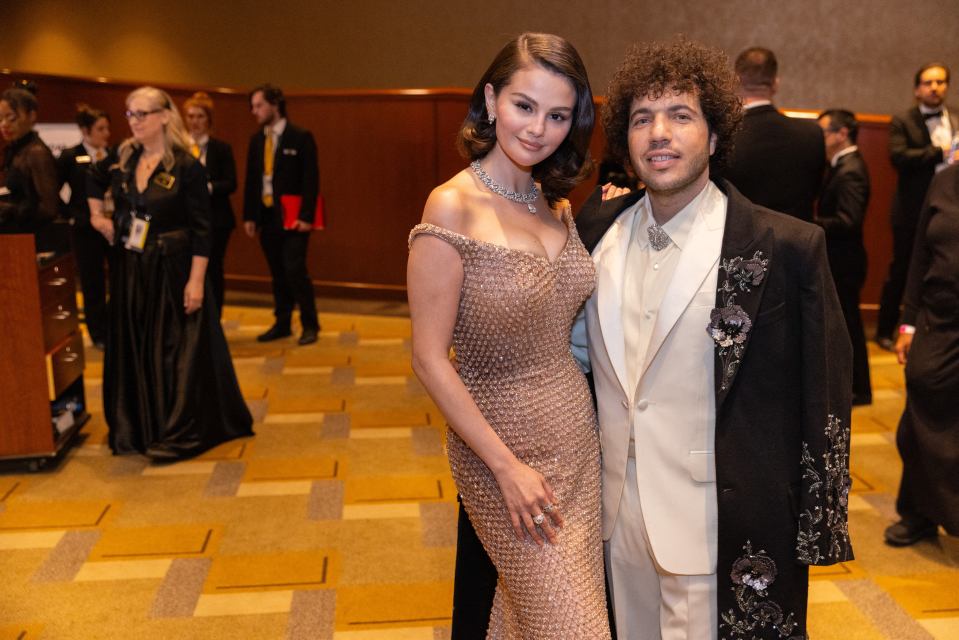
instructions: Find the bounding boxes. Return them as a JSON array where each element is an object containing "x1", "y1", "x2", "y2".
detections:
[{"x1": 593, "y1": 201, "x2": 640, "y2": 396}]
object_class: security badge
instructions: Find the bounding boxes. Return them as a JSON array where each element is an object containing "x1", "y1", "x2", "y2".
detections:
[{"x1": 124, "y1": 213, "x2": 151, "y2": 252}]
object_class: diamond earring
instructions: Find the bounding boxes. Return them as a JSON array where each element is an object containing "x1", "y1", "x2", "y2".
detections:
[{"x1": 487, "y1": 112, "x2": 495, "y2": 124}]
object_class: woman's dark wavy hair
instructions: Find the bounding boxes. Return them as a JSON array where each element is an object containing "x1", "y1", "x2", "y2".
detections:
[
  {"x1": 457, "y1": 32, "x2": 595, "y2": 207},
  {"x1": 76, "y1": 103, "x2": 109, "y2": 130},
  {"x1": 602, "y1": 39, "x2": 743, "y2": 173},
  {"x1": 1, "y1": 86, "x2": 38, "y2": 115}
]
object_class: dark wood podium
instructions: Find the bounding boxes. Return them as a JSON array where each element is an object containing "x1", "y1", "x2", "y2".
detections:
[{"x1": 0, "y1": 234, "x2": 89, "y2": 469}]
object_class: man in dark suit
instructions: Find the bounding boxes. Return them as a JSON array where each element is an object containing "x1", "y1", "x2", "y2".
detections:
[
  {"x1": 243, "y1": 84, "x2": 320, "y2": 345},
  {"x1": 874, "y1": 63, "x2": 958, "y2": 348},
  {"x1": 452, "y1": 41, "x2": 853, "y2": 639},
  {"x1": 722, "y1": 47, "x2": 825, "y2": 223},
  {"x1": 816, "y1": 109, "x2": 872, "y2": 406}
]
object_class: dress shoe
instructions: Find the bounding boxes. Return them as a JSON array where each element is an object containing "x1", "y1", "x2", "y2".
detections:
[
  {"x1": 875, "y1": 337, "x2": 896, "y2": 352},
  {"x1": 297, "y1": 328, "x2": 318, "y2": 346},
  {"x1": 884, "y1": 518, "x2": 938, "y2": 546},
  {"x1": 257, "y1": 325, "x2": 292, "y2": 342}
]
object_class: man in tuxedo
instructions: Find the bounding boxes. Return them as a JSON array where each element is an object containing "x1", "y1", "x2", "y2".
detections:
[
  {"x1": 816, "y1": 109, "x2": 872, "y2": 406},
  {"x1": 243, "y1": 84, "x2": 320, "y2": 345},
  {"x1": 722, "y1": 47, "x2": 825, "y2": 223},
  {"x1": 568, "y1": 40, "x2": 853, "y2": 639},
  {"x1": 874, "y1": 63, "x2": 958, "y2": 348}
]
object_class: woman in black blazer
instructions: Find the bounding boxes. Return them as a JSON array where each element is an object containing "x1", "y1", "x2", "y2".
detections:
[
  {"x1": 57, "y1": 104, "x2": 114, "y2": 347},
  {"x1": 88, "y1": 86, "x2": 252, "y2": 460},
  {"x1": 183, "y1": 91, "x2": 237, "y2": 317}
]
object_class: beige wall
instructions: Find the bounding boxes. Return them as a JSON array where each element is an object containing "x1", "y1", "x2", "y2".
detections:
[{"x1": 2, "y1": 0, "x2": 958, "y2": 114}]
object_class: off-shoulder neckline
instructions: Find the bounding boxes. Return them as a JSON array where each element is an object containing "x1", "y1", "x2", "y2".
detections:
[{"x1": 412, "y1": 207, "x2": 573, "y2": 266}]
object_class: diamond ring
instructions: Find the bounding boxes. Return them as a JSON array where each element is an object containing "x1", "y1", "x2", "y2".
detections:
[
  {"x1": 532, "y1": 513, "x2": 546, "y2": 526},
  {"x1": 542, "y1": 504, "x2": 555, "y2": 514}
]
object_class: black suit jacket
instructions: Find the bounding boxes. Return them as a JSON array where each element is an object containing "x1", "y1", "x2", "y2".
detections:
[
  {"x1": 817, "y1": 149, "x2": 870, "y2": 286},
  {"x1": 720, "y1": 104, "x2": 826, "y2": 222},
  {"x1": 575, "y1": 180, "x2": 853, "y2": 637},
  {"x1": 204, "y1": 137, "x2": 237, "y2": 230},
  {"x1": 57, "y1": 143, "x2": 118, "y2": 227},
  {"x1": 889, "y1": 104, "x2": 959, "y2": 228},
  {"x1": 243, "y1": 121, "x2": 319, "y2": 225}
]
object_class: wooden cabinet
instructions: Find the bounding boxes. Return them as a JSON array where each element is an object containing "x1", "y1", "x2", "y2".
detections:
[{"x1": 0, "y1": 234, "x2": 89, "y2": 468}]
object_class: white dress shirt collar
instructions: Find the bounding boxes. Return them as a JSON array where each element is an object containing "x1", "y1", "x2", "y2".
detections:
[
  {"x1": 743, "y1": 100, "x2": 773, "y2": 110},
  {"x1": 82, "y1": 141, "x2": 105, "y2": 160},
  {"x1": 633, "y1": 181, "x2": 712, "y2": 251},
  {"x1": 831, "y1": 145, "x2": 858, "y2": 168},
  {"x1": 266, "y1": 118, "x2": 287, "y2": 139}
]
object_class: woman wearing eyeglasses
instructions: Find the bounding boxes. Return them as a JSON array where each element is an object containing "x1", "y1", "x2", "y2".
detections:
[
  {"x1": 0, "y1": 83, "x2": 60, "y2": 245},
  {"x1": 88, "y1": 86, "x2": 253, "y2": 461}
]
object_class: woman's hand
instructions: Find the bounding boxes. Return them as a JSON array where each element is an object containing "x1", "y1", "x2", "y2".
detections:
[
  {"x1": 601, "y1": 182, "x2": 632, "y2": 201},
  {"x1": 183, "y1": 278, "x2": 204, "y2": 314},
  {"x1": 895, "y1": 331, "x2": 914, "y2": 365},
  {"x1": 492, "y1": 459, "x2": 564, "y2": 546},
  {"x1": 91, "y1": 214, "x2": 115, "y2": 244}
]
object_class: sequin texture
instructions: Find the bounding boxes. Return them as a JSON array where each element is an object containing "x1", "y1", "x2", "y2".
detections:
[{"x1": 409, "y1": 207, "x2": 610, "y2": 639}]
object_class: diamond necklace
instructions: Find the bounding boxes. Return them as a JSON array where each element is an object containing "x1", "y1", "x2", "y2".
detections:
[{"x1": 470, "y1": 160, "x2": 539, "y2": 213}]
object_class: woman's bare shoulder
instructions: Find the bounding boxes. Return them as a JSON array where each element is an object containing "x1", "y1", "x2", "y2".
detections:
[{"x1": 422, "y1": 170, "x2": 481, "y2": 234}]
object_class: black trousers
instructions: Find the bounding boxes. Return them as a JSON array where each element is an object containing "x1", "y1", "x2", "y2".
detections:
[
  {"x1": 208, "y1": 226, "x2": 233, "y2": 319},
  {"x1": 451, "y1": 502, "x2": 497, "y2": 640},
  {"x1": 451, "y1": 501, "x2": 618, "y2": 639},
  {"x1": 258, "y1": 221, "x2": 318, "y2": 331},
  {"x1": 835, "y1": 278, "x2": 872, "y2": 403},
  {"x1": 72, "y1": 222, "x2": 110, "y2": 343},
  {"x1": 876, "y1": 220, "x2": 917, "y2": 340}
]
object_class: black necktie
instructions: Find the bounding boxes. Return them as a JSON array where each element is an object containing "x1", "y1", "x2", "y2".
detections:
[{"x1": 923, "y1": 111, "x2": 943, "y2": 121}]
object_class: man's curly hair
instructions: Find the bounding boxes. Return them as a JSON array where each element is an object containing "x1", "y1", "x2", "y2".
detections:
[{"x1": 602, "y1": 39, "x2": 743, "y2": 172}]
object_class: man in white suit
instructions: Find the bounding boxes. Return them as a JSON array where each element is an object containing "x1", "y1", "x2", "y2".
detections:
[{"x1": 571, "y1": 40, "x2": 854, "y2": 639}]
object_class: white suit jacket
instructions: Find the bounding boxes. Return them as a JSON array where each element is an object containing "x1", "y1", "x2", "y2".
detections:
[{"x1": 572, "y1": 185, "x2": 726, "y2": 575}]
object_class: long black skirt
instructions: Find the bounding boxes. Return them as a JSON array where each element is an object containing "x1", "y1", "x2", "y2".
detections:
[
  {"x1": 896, "y1": 295, "x2": 959, "y2": 534},
  {"x1": 103, "y1": 232, "x2": 253, "y2": 457}
]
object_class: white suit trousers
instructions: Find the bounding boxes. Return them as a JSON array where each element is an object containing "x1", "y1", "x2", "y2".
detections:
[{"x1": 604, "y1": 457, "x2": 717, "y2": 639}]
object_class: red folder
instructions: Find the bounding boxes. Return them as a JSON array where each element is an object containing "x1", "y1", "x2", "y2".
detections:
[{"x1": 280, "y1": 194, "x2": 326, "y2": 231}]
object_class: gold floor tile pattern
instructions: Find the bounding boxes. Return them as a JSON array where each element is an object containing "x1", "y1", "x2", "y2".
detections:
[{"x1": 1, "y1": 306, "x2": 955, "y2": 639}]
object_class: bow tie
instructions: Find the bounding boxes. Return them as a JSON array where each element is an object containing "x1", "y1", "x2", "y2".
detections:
[{"x1": 923, "y1": 111, "x2": 943, "y2": 121}]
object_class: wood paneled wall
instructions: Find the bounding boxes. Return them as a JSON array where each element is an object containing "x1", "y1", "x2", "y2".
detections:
[{"x1": 1, "y1": 71, "x2": 896, "y2": 308}]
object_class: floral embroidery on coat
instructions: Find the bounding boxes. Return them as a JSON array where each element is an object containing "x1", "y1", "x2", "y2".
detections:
[
  {"x1": 708, "y1": 251, "x2": 769, "y2": 391},
  {"x1": 720, "y1": 541, "x2": 800, "y2": 639},
  {"x1": 797, "y1": 414, "x2": 852, "y2": 564}
]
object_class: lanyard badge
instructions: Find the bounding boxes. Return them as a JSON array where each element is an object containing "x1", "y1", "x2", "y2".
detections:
[{"x1": 124, "y1": 213, "x2": 151, "y2": 252}]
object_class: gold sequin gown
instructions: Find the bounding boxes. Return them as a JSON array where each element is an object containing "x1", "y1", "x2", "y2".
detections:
[{"x1": 409, "y1": 209, "x2": 611, "y2": 639}]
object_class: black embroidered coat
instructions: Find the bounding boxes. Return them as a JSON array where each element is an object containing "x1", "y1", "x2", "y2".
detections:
[{"x1": 577, "y1": 179, "x2": 854, "y2": 640}]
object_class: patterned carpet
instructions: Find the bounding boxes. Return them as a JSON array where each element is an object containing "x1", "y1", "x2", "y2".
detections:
[{"x1": 0, "y1": 300, "x2": 957, "y2": 639}]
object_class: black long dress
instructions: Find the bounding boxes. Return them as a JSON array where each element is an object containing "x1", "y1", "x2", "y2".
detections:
[
  {"x1": 895, "y1": 162, "x2": 959, "y2": 534},
  {"x1": 89, "y1": 147, "x2": 253, "y2": 459}
]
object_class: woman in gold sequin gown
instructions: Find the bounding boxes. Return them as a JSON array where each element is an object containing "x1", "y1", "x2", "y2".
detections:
[{"x1": 408, "y1": 34, "x2": 610, "y2": 639}]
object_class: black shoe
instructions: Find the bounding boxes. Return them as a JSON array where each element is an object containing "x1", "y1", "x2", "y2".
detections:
[
  {"x1": 257, "y1": 325, "x2": 292, "y2": 342},
  {"x1": 875, "y1": 337, "x2": 895, "y2": 352},
  {"x1": 884, "y1": 518, "x2": 938, "y2": 546},
  {"x1": 297, "y1": 328, "x2": 318, "y2": 346}
]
